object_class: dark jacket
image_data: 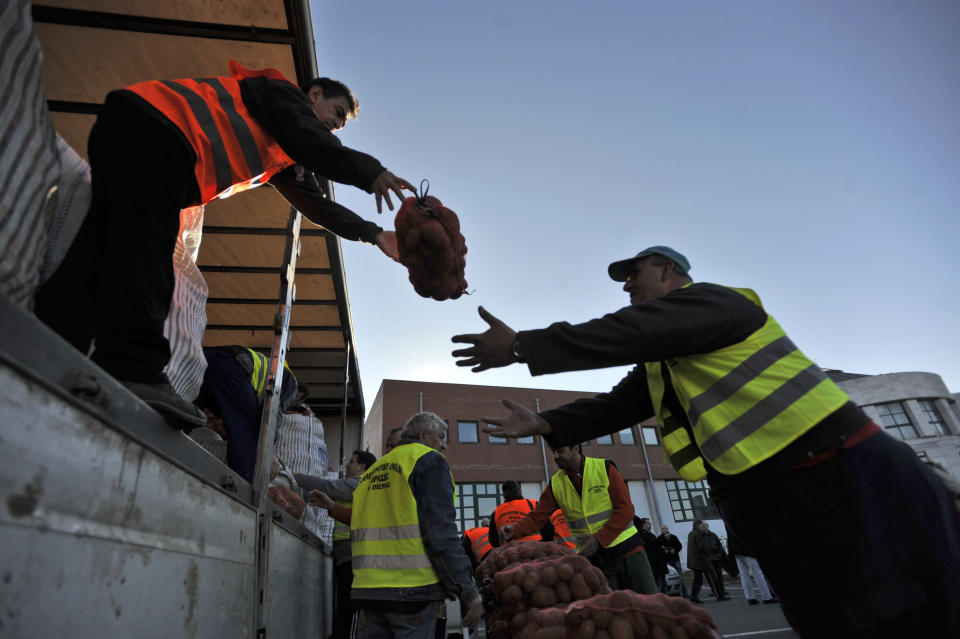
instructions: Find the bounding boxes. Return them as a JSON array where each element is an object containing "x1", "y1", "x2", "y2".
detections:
[
  {"x1": 658, "y1": 532, "x2": 683, "y2": 564},
  {"x1": 686, "y1": 529, "x2": 712, "y2": 572},
  {"x1": 636, "y1": 521, "x2": 667, "y2": 577}
]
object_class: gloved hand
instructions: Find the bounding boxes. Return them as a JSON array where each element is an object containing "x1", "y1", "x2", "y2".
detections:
[
  {"x1": 462, "y1": 594, "x2": 484, "y2": 627},
  {"x1": 578, "y1": 535, "x2": 600, "y2": 558}
]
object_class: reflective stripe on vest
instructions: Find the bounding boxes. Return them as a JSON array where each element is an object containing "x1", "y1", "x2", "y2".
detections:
[
  {"x1": 494, "y1": 498, "x2": 541, "y2": 543},
  {"x1": 247, "y1": 348, "x2": 269, "y2": 404},
  {"x1": 464, "y1": 527, "x2": 492, "y2": 562},
  {"x1": 646, "y1": 285, "x2": 850, "y2": 479},
  {"x1": 350, "y1": 443, "x2": 442, "y2": 590},
  {"x1": 550, "y1": 509, "x2": 576, "y2": 548},
  {"x1": 550, "y1": 457, "x2": 637, "y2": 552},
  {"x1": 125, "y1": 60, "x2": 295, "y2": 203}
]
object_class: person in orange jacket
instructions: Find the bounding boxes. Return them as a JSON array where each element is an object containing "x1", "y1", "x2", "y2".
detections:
[{"x1": 35, "y1": 60, "x2": 414, "y2": 430}]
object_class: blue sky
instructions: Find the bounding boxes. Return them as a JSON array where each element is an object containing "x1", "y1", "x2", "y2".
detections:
[{"x1": 310, "y1": 1, "x2": 960, "y2": 415}]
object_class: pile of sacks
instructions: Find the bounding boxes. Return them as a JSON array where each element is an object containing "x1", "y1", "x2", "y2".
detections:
[{"x1": 475, "y1": 541, "x2": 721, "y2": 639}]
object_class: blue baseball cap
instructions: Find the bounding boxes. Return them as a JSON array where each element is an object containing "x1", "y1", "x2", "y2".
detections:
[{"x1": 607, "y1": 246, "x2": 691, "y2": 281}]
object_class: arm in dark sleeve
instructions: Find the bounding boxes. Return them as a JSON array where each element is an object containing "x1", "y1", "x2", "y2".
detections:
[
  {"x1": 292, "y1": 474, "x2": 358, "y2": 502},
  {"x1": 511, "y1": 487, "x2": 559, "y2": 540},
  {"x1": 462, "y1": 534, "x2": 478, "y2": 571},
  {"x1": 240, "y1": 77, "x2": 386, "y2": 190},
  {"x1": 269, "y1": 166, "x2": 382, "y2": 243},
  {"x1": 594, "y1": 461, "x2": 635, "y2": 548},
  {"x1": 542, "y1": 366, "x2": 654, "y2": 449},
  {"x1": 410, "y1": 452, "x2": 478, "y2": 602},
  {"x1": 516, "y1": 283, "x2": 767, "y2": 376}
]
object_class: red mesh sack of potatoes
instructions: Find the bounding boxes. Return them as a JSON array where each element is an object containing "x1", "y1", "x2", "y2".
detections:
[
  {"x1": 522, "y1": 590, "x2": 722, "y2": 639},
  {"x1": 476, "y1": 540, "x2": 574, "y2": 581},
  {"x1": 485, "y1": 555, "x2": 612, "y2": 638},
  {"x1": 394, "y1": 180, "x2": 467, "y2": 301}
]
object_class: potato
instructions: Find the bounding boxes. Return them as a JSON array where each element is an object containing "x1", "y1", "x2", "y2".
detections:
[
  {"x1": 510, "y1": 610, "x2": 528, "y2": 633},
  {"x1": 565, "y1": 605, "x2": 587, "y2": 627},
  {"x1": 493, "y1": 571, "x2": 512, "y2": 592},
  {"x1": 582, "y1": 567, "x2": 603, "y2": 592},
  {"x1": 592, "y1": 605, "x2": 612, "y2": 629},
  {"x1": 631, "y1": 609, "x2": 650, "y2": 636},
  {"x1": 609, "y1": 590, "x2": 633, "y2": 609},
  {"x1": 651, "y1": 625, "x2": 671, "y2": 639},
  {"x1": 531, "y1": 585, "x2": 558, "y2": 608},
  {"x1": 523, "y1": 570, "x2": 541, "y2": 593},
  {"x1": 671, "y1": 624, "x2": 690, "y2": 639},
  {"x1": 556, "y1": 563, "x2": 575, "y2": 581},
  {"x1": 533, "y1": 627, "x2": 565, "y2": 639},
  {"x1": 501, "y1": 584, "x2": 523, "y2": 605},
  {"x1": 569, "y1": 574, "x2": 592, "y2": 601},
  {"x1": 596, "y1": 631, "x2": 611, "y2": 639},
  {"x1": 540, "y1": 565, "x2": 558, "y2": 587},
  {"x1": 539, "y1": 607, "x2": 565, "y2": 627},
  {"x1": 572, "y1": 618, "x2": 595, "y2": 639},
  {"x1": 555, "y1": 581, "x2": 572, "y2": 603},
  {"x1": 608, "y1": 615, "x2": 633, "y2": 639}
]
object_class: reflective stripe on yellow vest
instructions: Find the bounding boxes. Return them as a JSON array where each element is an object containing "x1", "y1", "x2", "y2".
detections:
[
  {"x1": 351, "y1": 443, "x2": 442, "y2": 590},
  {"x1": 550, "y1": 457, "x2": 637, "y2": 551},
  {"x1": 647, "y1": 285, "x2": 850, "y2": 480}
]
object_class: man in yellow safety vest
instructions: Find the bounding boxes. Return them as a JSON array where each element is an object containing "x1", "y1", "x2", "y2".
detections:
[
  {"x1": 311, "y1": 412, "x2": 482, "y2": 637},
  {"x1": 451, "y1": 245, "x2": 960, "y2": 638}
]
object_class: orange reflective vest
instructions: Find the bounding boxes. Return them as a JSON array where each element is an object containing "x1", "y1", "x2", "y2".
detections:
[
  {"x1": 464, "y1": 527, "x2": 493, "y2": 563},
  {"x1": 125, "y1": 60, "x2": 296, "y2": 203},
  {"x1": 550, "y1": 509, "x2": 576, "y2": 549},
  {"x1": 494, "y1": 498, "x2": 541, "y2": 543}
]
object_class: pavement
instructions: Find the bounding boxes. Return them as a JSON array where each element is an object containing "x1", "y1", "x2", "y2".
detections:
[{"x1": 692, "y1": 582, "x2": 800, "y2": 638}]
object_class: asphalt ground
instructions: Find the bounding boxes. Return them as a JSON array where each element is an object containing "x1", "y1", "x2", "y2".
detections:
[{"x1": 694, "y1": 582, "x2": 800, "y2": 638}]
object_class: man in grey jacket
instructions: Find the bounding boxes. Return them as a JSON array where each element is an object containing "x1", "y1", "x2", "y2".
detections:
[{"x1": 299, "y1": 449, "x2": 375, "y2": 639}]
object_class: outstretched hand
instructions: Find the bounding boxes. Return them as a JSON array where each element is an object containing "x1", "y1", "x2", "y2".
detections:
[
  {"x1": 307, "y1": 489, "x2": 334, "y2": 510},
  {"x1": 451, "y1": 306, "x2": 518, "y2": 372},
  {"x1": 371, "y1": 170, "x2": 416, "y2": 213},
  {"x1": 480, "y1": 399, "x2": 552, "y2": 439},
  {"x1": 374, "y1": 230, "x2": 399, "y2": 261}
]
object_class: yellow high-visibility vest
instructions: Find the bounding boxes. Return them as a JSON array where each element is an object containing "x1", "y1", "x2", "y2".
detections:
[
  {"x1": 351, "y1": 443, "x2": 443, "y2": 590},
  {"x1": 550, "y1": 457, "x2": 637, "y2": 551},
  {"x1": 332, "y1": 499, "x2": 351, "y2": 542},
  {"x1": 647, "y1": 285, "x2": 850, "y2": 480}
]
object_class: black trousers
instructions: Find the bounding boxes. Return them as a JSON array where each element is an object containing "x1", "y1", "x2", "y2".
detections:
[
  {"x1": 332, "y1": 561, "x2": 355, "y2": 639},
  {"x1": 691, "y1": 567, "x2": 722, "y2": 599},
  {"x1": 35, "y1": 94, "x2": 198, "y2": 383},
  {"x1": 718, "y1": 431, "x2": 960, "y2": 638}
]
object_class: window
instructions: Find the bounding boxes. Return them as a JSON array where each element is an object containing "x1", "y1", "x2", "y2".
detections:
[
  {"x1": 918, "y1": 399, "x2": 948, "y2": 436},
  {"x1": 454, "y1": 482, "x2": 501, "y2": 532},
  {"x1": 641, "y1": 426, "x2": 659, "y2": 446},
  {"x1": 876, "y1": 402, "x2": 919, "y2": 440},
  {"x1": 597, "y1": 434, "x2": 613, "y2": 445},
  {"x1": 488, "y1": 433, "x2": 507, "y2": 444},
  {"x1": 618, "y1": 427, "x2": 635, "y2": 445},
  {"x1": 458, "y1": 420, "x2": 478, "y2": 444},
  {"x1": 665, "y1": 480, "x2": 719, "y2": 522},
  {"x1": 518, "y1": 435, "x2": 535, "y2": 445}
]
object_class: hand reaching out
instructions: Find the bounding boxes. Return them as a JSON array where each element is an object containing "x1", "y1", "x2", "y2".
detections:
[
  {"x1": 451, "y1": 306, "x2": 518, "y2": 372},
  {"x1": 370, "y1": 170, "x2": 416, "y2": 213}
]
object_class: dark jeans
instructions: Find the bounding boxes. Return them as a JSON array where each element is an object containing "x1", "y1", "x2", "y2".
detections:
[
  {"x1": 599, "y1": 550, "x2": 658, "y2": 594},
  {"x1": 691, "y1": 568, "x2": 722, "y2": 600},
  {"x1": 331, "y1": 561, "x2": 355, "y2": 639},
  {"x1": 718, "y1": 431, "x2": 960, "y2": 638},
  {"x1": 195, "y1": 350, "x2": 259, "y2": 482},
  {"x1": 35, "y1": 94, "x2": 198, "y2": 382},
  {"x1": 358, "y1": 600, "x2": 440, "y2": 639}
]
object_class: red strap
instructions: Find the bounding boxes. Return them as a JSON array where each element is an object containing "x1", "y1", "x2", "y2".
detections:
[{"x1": 791, "y1": 421, "x2": 881, "y2": 469}]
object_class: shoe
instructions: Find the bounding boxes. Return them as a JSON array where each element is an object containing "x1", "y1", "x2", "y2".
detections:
[
  {"x1": 747, "y1": 599, "x2": 759, "y2": 605},
  {"x1": 123, "y1": 380, "x2": 207, "y2": 430},
  {"x1": 689, "y1": 597, "x2": 703, "y2": 604},
  {"x1": 763, "y1": 598, "x2": 779, "y2": 604}
]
